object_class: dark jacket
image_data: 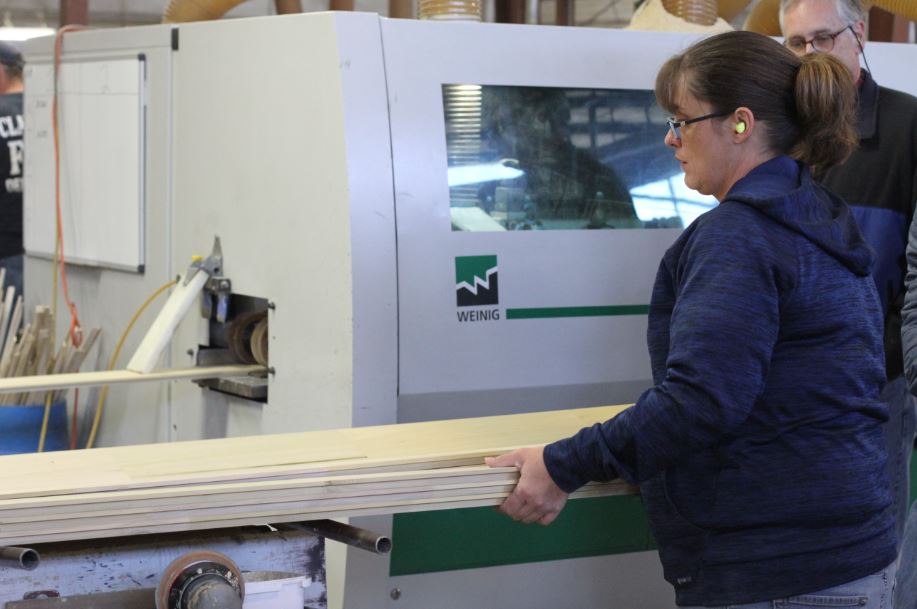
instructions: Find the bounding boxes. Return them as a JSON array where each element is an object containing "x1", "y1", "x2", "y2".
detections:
[
  {"x1": 821, "y1": 70, "x2": 917, "y2": 380},
  {"x1": 543, "y1": 156, "x2": 895, "y2": 606},
  {"x1": 0, "y1": 92, "x2": 22, "y2": 260}
]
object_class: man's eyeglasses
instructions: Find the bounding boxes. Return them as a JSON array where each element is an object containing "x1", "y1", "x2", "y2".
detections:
[
  {"x1": 666, "y1": 112, "x2": 730, "y2": 140},
  {"x1": 784, "y1": 25, "x2": 853, "y2": 54}
]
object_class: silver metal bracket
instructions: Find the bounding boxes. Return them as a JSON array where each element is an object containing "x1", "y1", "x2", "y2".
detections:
[{"x1": 191, "y1": 236, "x2": 232, "y2": 323}]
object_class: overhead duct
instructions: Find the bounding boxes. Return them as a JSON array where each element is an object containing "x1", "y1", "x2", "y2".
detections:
[
  {"x1": 162, "y1": 0, "x2": 304, "y2": 23},
  {"x1": 276, "y1": 0, "x2": 303, "y2": 15},
  {"x1": 744, "y1": 0, "x2": 780, "y2": 35},
  {"x1": 745, "y1": 0, "x2": 917, "y2": 35},
  {"x1": 628, "y1": 0, "x2": 735, "y2": 32},
  {"x1": 716, "y1": 0, "x2": 755, "y2": 21},
  {"x1": 163, "y1": 0, "x2": 248, "y2": 22},
  {"x1": 418, "y1": 1, "x2": 482, "y2": 20},
  {"x1": 662, "y1": 0, "x2": 719, "y2": 25}
]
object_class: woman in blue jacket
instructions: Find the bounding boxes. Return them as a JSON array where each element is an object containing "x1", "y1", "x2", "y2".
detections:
[{"x1": 487, "y1": 31, "x2": 896, "y2": 608}]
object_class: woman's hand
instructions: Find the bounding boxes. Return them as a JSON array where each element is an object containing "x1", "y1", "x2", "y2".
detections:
[{"x1": 485, "y1": 447, "x2": 569, "y2": 525}]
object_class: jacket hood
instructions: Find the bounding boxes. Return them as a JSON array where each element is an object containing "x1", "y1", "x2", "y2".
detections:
[{"x1": 725, "y1": 156, "x2": 875, "y2": 277}]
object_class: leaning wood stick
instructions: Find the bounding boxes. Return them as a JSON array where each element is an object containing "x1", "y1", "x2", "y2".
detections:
[
  {"x1": 0, "y1": 270, "x2": 7, "y2": 354},
  {"x1": 64, "y1": 328, "x2": 100, "y2": 374},
  {"x1": 49, "y1": 328, "x2": 102, "y2": 402},
  {"x1": 0, "y1": 285, "x2": 13, "y2": 359},
  {"x1": 55, "y1": 326, "x2": 99, "y2": 378},
  {"x1": 10, "y1": 326, "x2": 35, "y2": 405},
  {"x1": 23, "y1": 330, "x2": 51, "y2": 404},
  {"x1": 0, "y1": 323, "x2": 27, "y2": 405},
  {"x1": 0, "y1": 296, "x2": 22, "y2": 379}
]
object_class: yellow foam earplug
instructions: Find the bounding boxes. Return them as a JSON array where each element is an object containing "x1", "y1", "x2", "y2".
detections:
[{"x1": 736, "y1": 122, "x2": 746, "y2": 134}]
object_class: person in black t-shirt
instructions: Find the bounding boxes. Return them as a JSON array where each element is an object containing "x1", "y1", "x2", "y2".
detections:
[{"x1": 0, "y1": 42, "x2": 23, "y2": 298}]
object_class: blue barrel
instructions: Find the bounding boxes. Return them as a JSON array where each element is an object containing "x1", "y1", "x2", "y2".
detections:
[{"x1": 0, "y1": 402, "x2": 69, "y2": 455}]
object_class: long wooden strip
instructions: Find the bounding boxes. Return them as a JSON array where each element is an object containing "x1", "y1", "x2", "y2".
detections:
[
  {"x1": 0, "y1": 485, "x2": 525, "y2": 533},
  {"x1": 0, "y1": 469, "x2": 523, "y2": 518},
  {"x1": 0, "y1": 405, "x2": 629, "y2": 500},
  {"x1": 0, "y1": 485, "x2": 620, "y2": 545},
  {"x1": 0, "y1": 453, "x2": 512, "y2": 501},
  {"x1": 0, "y1": 450, "x2": 531, "y2": 500},
  {"x1": 0, "y1": 404, "x2": 636, "y2": 547},
  {"x1": 0, "y1": 466, "x2": 520, "y2": 511},
  {"x1": 0, "y1": 482, "x2": 626, "y2": 528},
  {"x1": 0, "y1": 467, "x2": 628, "y2": 521},
  {"x1": 0, "y1": 490, "x2": 614, "y2": 547},
  {"x1": 0, "y1": 364, "x2": 266, "y2": 395},
  {"x1": 0, "y1": 478, "x2": 527, "y2": 523}
]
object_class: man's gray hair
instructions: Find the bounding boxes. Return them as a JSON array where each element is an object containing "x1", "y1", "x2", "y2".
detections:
[{"x1": 779, "y1": 0, "x2": 866, "y2": 32}]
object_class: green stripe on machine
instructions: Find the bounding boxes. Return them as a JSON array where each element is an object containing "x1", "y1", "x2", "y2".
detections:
[
  {"x1": 389, "y1": 495, "x2": 655, "y2": 576},
  {"x1": 505, "y1": 305, "x2": 650, "y2": 319}
]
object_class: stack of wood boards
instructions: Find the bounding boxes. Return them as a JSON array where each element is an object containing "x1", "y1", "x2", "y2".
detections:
[{"x1": 0, "y1": 405, "x2": 635, "y2": 546}]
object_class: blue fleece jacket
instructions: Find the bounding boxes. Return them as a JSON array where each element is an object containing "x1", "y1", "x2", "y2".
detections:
[{"x1": 543, "y1": 156, "x2": 896, "y2": 606}]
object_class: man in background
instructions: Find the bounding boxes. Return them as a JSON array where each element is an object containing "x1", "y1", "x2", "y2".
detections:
[{"x1": 0, "y1": 42, "x2": 24, "y2": 298}]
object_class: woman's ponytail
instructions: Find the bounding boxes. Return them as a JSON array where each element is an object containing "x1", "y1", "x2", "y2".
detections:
[{"x1": 791, "y1": 53, "x2": 858, "y2": 172}]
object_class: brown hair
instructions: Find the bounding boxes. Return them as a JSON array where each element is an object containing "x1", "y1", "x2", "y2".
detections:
[{"x1": 654, "y1": 30, "x2": 857, "y2": 172}]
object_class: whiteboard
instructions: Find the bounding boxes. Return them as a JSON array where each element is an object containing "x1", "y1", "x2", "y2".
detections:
[{"x1": 23, "y1": 56, "x2": 146, "y2": 272}]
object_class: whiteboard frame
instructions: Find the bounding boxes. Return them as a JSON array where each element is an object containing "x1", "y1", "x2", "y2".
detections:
[{"x1": 23, "y1": 54, "x2": 147, "y2": 273}]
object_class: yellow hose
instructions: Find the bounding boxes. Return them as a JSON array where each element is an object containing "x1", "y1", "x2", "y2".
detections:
[
  {"x1": 85, "y1": 280, "x2": 178, "y2": 449},
  {"x1": 37, "y1": 392, "x2": 55, "y2": 453}
]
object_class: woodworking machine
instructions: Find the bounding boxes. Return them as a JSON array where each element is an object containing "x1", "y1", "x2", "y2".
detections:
[
  {"x1": 0, "y1": 521, "x2": 390, "y2": 608},
  {"x1": 0, "y1": 528, "x2": 319, "y2": 608},
  {"x1": 19, "y1": 13, "x2": 917, "y2": 609}
]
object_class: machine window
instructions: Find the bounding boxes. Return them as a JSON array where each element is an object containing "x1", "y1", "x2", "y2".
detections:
[{"x1": 444, "y1": 85, "x2": 716, "y2": 232}]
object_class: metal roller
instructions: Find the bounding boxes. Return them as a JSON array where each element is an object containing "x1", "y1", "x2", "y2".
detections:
[
  {"x1": 155, "y1": 550, "x2": 244, "y2": 609},
  {"x1": 225, "y1": 311, "x2": 267, "y2": 366}
]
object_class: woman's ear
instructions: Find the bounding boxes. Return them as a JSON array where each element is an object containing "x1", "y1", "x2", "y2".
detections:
[{"x1": 733, "y1": 107, "x2": 754, "y2": 142}]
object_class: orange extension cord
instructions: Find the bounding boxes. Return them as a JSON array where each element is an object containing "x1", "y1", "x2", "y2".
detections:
[
  {"x1": 52, "y1": 25, "x2": 85, "y2": 349},
  {"x1": 39, "y1": 25, "x2": 87, "y2": 452}
]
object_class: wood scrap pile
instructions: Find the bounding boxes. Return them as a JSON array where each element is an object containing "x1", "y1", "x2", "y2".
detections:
[
  {"x1": 0, "y1": 405, "x2": 636, "y2": 546},
  {"x1": 0, "y1": 269, "x2": 100, "y2": 405}
]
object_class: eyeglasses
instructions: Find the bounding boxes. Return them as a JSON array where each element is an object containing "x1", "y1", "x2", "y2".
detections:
[
  {"x1": 783, "y1": 25, "x2": 853, "y2": 54},
  {"x1": 666, "y1": 111, "x2": 730, "y2": 140}
]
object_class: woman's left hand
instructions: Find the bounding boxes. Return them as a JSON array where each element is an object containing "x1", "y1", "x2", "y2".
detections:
[{"x1": 485, "y1": 447, "x2": 569, "y2": 525}]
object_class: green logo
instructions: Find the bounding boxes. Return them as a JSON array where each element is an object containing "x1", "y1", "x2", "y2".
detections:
[{"x1": 456, "y1": 255, "x2": 498, "y2": 307}]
